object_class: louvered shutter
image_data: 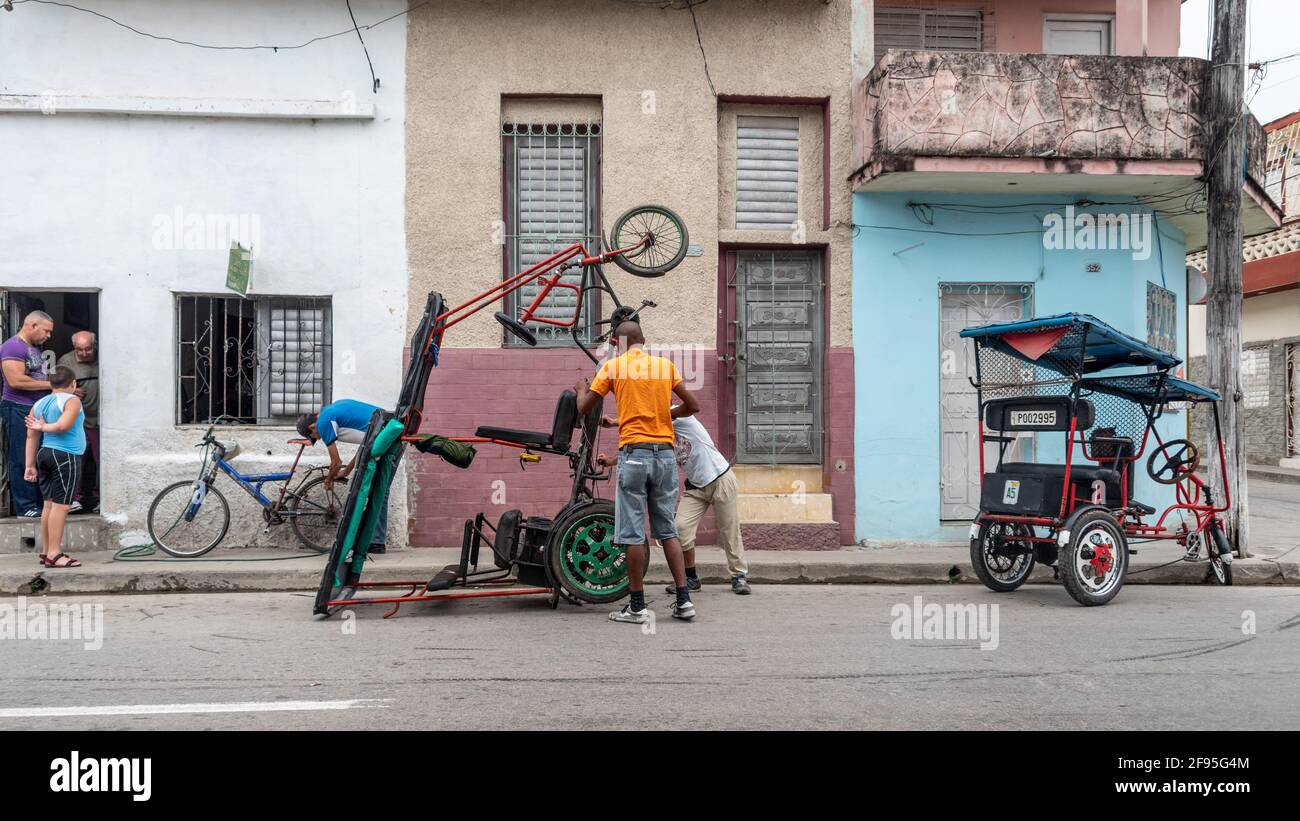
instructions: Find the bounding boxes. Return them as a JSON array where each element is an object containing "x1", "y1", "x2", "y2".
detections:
[
  {"x1": 736, "y1": 115, "x2": 799, "y2": 230},
  {"x1": 874, "y1": 7, "x2": 982, "y2": 52}
]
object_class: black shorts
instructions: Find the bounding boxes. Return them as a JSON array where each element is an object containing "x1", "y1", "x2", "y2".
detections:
[{"x1": 37, "y1": 447, "x2": 82, "y2": 506}]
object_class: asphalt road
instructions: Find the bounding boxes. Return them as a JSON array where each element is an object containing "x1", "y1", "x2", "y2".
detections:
[{"x1": 2, "y1": 583, "x2": 1297, "y2": 730}]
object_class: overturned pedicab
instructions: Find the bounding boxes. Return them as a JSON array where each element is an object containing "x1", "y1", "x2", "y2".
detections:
[
  {"x1": 961, "y1": 313, "x2": 1236, "y2": 607},
  {"x1": 312, "y1": 205, "x2": 688, "y2": 618}
]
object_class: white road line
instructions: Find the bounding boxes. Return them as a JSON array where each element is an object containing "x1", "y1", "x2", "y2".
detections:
[{"x1": 0, "y1": 699, "x2": 386, "y2": 718}]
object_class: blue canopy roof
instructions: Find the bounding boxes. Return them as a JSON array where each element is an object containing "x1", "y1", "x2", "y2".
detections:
[
  {"x1": 959, "y1": 313, "x2": 1182, "y2": 375},
  {"x1": 1081, "y1": 373, "x2": 1221, "y2": 405}
]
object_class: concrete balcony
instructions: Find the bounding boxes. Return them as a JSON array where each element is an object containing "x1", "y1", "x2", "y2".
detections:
[{"x1": 851, "y1": 50, "x2": 1282, "y2": 249}]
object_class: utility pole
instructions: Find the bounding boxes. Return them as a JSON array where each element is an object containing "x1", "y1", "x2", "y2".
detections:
[{"x1": 1204, "y1": 0, "x2": 1249, "y2": 556}]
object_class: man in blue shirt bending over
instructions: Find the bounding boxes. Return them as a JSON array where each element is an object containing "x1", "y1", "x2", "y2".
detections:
[{"x1": 297, "y1": 399, "x2": 392, "y2": 554}]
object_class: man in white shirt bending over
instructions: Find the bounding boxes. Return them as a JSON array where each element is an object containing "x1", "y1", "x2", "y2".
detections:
[
  {"x1": 603, "y1": 411, "x2": 751, "y2": 595},
  {"x1": 669, "y1": 413, "x2": 749, "y2": 594}
]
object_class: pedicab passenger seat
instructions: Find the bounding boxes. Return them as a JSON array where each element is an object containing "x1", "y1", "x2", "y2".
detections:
[
  {"x1": 980, "y1": 396, "x2": 1123, "y2": 515},
  {"x1": 474, "y1": 390, "x2": 579, "y2": 454}
]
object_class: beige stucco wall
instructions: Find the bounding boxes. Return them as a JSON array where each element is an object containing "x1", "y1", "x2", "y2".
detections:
[{"x1": 405, "y1": 0, "x2": 853, "y2": 349}]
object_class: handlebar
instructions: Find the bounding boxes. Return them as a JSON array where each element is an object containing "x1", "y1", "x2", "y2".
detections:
[{"x1": 592, "y1": 299, "x2": 658, "y2": 344}]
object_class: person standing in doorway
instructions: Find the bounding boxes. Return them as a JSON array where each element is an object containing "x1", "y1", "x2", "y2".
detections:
[
  {"x1": 2, "y1": 311, "x2": 54, "y2": 517},
  {"x1": 296, "y1": 399, "x2": 391, "y2": 554},
  {"x1": 57, "y1": 331, "x2": 98, "y2": 513},
  {"x1": 24, "y1": 366, "x2": 85, "y2": 568},
  {"x1": 575, "y1": 320, "x2": 701, "y2": 624}
]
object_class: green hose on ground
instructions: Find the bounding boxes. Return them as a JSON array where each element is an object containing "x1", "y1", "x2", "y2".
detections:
[{"x1": 112, "y1": 544, "x2": 325, "y2": 562}]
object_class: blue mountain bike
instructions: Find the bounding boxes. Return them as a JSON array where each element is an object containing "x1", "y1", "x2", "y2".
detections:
[{"x1": 146, "y1": 424, "x2": 343, "y2": 557}]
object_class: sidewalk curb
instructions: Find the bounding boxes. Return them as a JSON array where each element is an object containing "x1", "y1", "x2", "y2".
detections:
[{"x1": 1, "y1": 547, "x2": 1295, "y2": 596}]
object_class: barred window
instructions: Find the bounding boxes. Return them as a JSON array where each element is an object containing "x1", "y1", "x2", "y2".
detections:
[
  {"x1": 502, "y1": 121, "x2": 601, "y2": 346},
  {"x1": 1242, "y1": 347, "x2": 1270, "y2": 409},
  {"x1": 176, "y1": 295, "x2": 332, "y2": 425}
]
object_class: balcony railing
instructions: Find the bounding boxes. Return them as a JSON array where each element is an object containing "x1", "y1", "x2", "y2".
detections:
[{"x1": 853, "y1": 50, "x2": 1268, "y2": 192}]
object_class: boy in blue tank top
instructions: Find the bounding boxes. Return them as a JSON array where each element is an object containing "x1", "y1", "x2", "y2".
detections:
[{"x1": 24, "y1": 366, "x2": 86, "y2": 568}]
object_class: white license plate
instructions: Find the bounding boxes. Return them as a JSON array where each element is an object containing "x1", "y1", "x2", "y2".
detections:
[
  {"x1": 1010, "y1": 409, "x2": 1056, "y2": 427},
  {"x1": 1002, "y1": 479, "x2": 1021, "y2": 505}
]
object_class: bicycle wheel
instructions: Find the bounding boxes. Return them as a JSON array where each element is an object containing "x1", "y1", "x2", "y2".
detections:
[
  {"x1": 147, "y1": 481, "x2": 230, "y2": 558},
  {"x1": 1207, "y1": 524, "x2": 1234, "y2": 586},
  {"x1": 969, "y1": 521, "x2": 1036, "y2": 592},
  {"x1": 546, "y1": 500, "x2": 631, "y2": 604},
  {"x1": 288, "y1": 475, "x2": 345, "y2": 554},
  {"x1": 610, "y1": 204, "x2": 689, "y2": 277}
]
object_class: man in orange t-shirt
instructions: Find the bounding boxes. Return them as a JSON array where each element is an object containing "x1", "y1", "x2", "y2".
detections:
[{"x1": 575, "y1": 321, "x2": 701, "y2": 623}]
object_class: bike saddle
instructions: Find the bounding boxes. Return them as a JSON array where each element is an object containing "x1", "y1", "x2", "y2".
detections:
[{"x1": 495, "y1": 311, "x2": 537, "y2": 346}]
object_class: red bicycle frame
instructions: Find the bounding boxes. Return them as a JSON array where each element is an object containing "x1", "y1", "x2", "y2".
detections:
[{"x1": 432, "y1": 237, "x2": 647, "y2": 335}]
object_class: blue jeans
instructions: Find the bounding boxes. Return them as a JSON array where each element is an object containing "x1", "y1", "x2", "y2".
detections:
[
  {"x1": 370, "y1": 490, "x2": 389, "y2": 546},
  {"x1": 613, "y1": 446, "x2": 679, "y2": 545},
  {"x1": 2, "y1": 400, "x2": 42, "y2": 515}
]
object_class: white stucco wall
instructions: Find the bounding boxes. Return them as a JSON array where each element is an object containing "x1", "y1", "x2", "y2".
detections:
[
  {"x1": 0, "y1": 0, "x2": 409, "y2": 546},
  {"x1": 1188, "y1": 290, "x2": 1300, "y2": 357}
]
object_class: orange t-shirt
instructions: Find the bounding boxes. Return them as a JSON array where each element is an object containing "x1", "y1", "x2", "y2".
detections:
[{"x1": 589, "y1": 347, "x2": 682, "y2": 448}]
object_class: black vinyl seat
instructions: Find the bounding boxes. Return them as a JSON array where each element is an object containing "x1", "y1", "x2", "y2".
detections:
[
  {"x1": 1000, "y1": 462, "x2": 1120, "y2": 485},
  {"x1": 475, "y1": 390, "x2": 578, "y2": 453}
]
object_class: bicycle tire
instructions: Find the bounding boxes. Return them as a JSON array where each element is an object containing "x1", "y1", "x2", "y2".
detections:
[
  {"x1": 610, "y1": 204, "x2": 689, "y2": 277},
  {"x1": 147, "y1": 481, "x2": 231, "y2": 558},
  {"x1": 1207, "y1": 524, "x2": 1235, "y2": 586},
  {"x1": 288, "y1": 475, "x2": 345, "y2": 554}
]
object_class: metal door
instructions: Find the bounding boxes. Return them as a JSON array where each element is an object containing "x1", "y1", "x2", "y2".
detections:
[
  {"x1": 735, "y1": 251, "x2": 823, "y2": 464},
  {"x1": 939, "y1": 283, "x2": 1032, "y2": 520}
]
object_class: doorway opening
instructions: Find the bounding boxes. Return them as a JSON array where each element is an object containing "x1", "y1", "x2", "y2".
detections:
[{"x1": 1, "y1": 289, "x2": 100, "y2": 519}]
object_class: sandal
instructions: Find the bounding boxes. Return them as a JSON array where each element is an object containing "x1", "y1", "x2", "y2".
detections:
[{"x1": 39, "y1": 552, "x2": 81, "y2": 568}]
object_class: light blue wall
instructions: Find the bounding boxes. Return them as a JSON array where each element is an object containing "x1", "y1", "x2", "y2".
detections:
[{"x1": 851, "y1": 192, "x2": 1190, "y2": 543}]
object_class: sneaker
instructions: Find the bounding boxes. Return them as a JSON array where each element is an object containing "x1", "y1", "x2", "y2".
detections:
[
  {"x1": 670, "y1": 600, "x2": 696, "y2": 621},
  {"x1": 731, "y1": 574, "x2": 752, "y2": 595},
  {"x1": 368, "y1": 544, "x2": 386, "y2": 555},
  {"x1": 609, "y1": 604, "x2": 650, "y2": 624},
  {"x1": 664, "y1": 576, "x2": 702, "y2": 594},
  {"x1": 68, "y1": 501, "x2": 83, "y2": 514},
  {"x1": 19, "y1": 509, "x2": 39, "y2": 518}
]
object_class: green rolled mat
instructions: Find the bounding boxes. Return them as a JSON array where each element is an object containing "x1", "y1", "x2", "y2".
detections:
[{"x1": 413, "y1": 434, "x2": 476, "y2": 469}]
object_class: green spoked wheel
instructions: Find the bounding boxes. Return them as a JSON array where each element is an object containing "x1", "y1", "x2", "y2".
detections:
[{"x1": 546, "y1": 500, "x2": 632, "y2": 604}]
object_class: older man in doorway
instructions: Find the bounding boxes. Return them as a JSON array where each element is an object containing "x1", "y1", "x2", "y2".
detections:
[
  {"x1": 57, "y1": 331, "x2": 99, "y2": 513},
  {"x1": 1, "y1": 311, "x2": 54, "y2": 517}
]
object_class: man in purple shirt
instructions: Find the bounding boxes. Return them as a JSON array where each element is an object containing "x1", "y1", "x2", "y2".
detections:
[{"x1": 2, "y1": 311, "x2": 53, "y2": 516}]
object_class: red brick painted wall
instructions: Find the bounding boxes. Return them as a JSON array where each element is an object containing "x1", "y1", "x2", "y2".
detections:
[
  {"x1": 825, "y1": 346, "x2": 856, "y2": 546},
  {"x1": 404, "y1": 345, "x2": 854, "y2": 548},
  {"x1": 405, "y1": 346, "x2": 722, "y2": 547}
]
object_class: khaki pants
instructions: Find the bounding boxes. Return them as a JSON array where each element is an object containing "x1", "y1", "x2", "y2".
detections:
[{"x1": 677, "y1": 469, "x2": 747, "y2": 576}]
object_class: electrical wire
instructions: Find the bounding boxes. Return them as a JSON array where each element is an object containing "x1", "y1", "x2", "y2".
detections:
[
  {"x1": 8, "y1": 0, "x2": 428, "y2": 52},
  {"x1": 344, "y1": 0, "x2": 380, "y2": 93}
]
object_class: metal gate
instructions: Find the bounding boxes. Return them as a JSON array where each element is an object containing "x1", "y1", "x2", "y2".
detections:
[
  {"x1": 732, "y1": 250, "x2": 823, "y2": 464},
  {"x1": 1288, "y1": 343, "x2": 1298, "y2": 458},
  {"x1": 939, "y1": 283, "x2": 1032, "y2": 520}
]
